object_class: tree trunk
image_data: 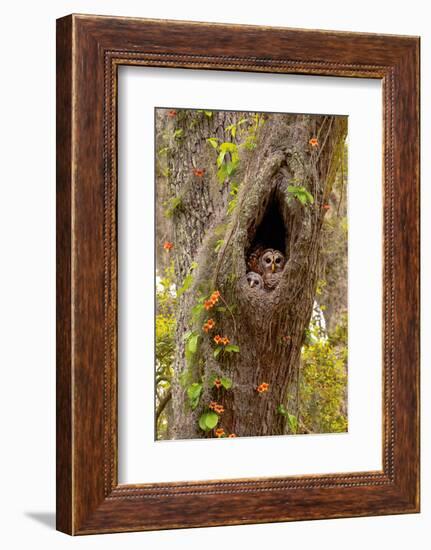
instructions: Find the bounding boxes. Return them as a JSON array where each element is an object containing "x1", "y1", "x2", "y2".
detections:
[{"x1": 157, "y1": 109, "x2": 347, "y2": 439}]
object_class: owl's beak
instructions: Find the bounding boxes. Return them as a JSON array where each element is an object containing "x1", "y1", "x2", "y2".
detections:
[{"x1": 271, "y1": 261, "x2": 275, "y2": 272}]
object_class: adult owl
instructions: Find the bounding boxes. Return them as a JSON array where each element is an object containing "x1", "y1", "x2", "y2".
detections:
[
  {"x1": 246, "y1": 271, "x2": 264, "y2": 290},
  {"x1": 259, "y1": 248, "x2": 285, "y2": 290}
]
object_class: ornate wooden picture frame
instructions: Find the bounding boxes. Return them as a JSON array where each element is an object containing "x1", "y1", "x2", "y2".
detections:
[{"x1": 56, "y1": 14, "x2": 420, "y2": 535}]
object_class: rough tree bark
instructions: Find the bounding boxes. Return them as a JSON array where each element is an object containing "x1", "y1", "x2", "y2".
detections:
[{"x1": 156, "y1": 109, "x2": 347, "y2": 439}]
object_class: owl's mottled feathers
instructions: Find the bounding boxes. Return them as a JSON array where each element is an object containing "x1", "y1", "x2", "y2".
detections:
[
  {"x1": 246, "y1": 247, "x2": 285, "y2": 291},
  {"x1": 246, "y1": 245, "x2": 265, "y2": 275},
  {"x1": 262, "y1": 271, "x2": 283, "y2": 290}
]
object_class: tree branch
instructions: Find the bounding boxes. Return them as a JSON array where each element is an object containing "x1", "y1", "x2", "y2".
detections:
[{"x1": 156, "y1": 390, "x2": 172, "y2": 422}]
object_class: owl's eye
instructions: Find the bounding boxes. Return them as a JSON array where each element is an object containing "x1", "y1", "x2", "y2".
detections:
[
  {"x1": 265, "y1": 258, "x2": 272, "y2": 264},
  {"x1": 275, "y1": 257, "x2": 281, "y2": 264}
]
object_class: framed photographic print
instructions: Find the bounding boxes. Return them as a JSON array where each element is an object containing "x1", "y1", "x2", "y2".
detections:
[{"x1": 56, "y1": 14, "x2": 420, "y2": 534}]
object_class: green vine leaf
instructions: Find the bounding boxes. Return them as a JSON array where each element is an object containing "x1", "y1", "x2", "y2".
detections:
[
  {"x1": 213, "y1": 346, "x2": 223, "y2": 358},
  {"x1": 287, "y1": 413, "x2": 298, "y2": 434},
  {"x1": 230, "y1": 182, "x2": 239, "y2": 196},
  {"x1": 177, "y1": 262, "x2": 198, "y2": 297},
  {"x1": 226, "y1": 123, "x2": 237, "y2": 139},
  {"x1": 199, "y1": 411, "x2": 219, "y2": 431},
  {"x1": 227, "y1": 182, "x2": 240, "y2": 215},
  {"x1": 206, "y1": 137, "x2": 219, "y2": 149},
  {"x1": 205, "y1": 411, "x2": 219, "y2": 429},
  {"x1": 187, "y1": 333, "x2": 199, "y2": 354},
  {"x1": 164, "y1": 196, "x2": 182, "y2": 218},
  {"x1": 287, "y1": 185, "x2": 314, "y2": 205},
  {"x1": 212, "y1": 142, "x2": 240, "y2": 184},
  {"x1": 198, "y1": 110, "x2": 213, "y2": 118},
  {"x1": 187, "y1": 383, "x2": 203, "y2": 410},
  {"x1": 221, "y1": 377, "x2": 233, "y2": 389},
  {"x1": 277, "y1": 404, "x2": 288, "y2": 417},
  {"x1": 227, "y1": 197, "x2": 238, "y2": 215},
  {"x1": 224, "y1": 344, "x2": 240, "y2": 353},
  {"x1": 184, "y1": 331, "x2": 200, "y2": 365},
  {"x1": 216, "y1": 150, "x2": 226, "y2": 168},
  {"x1": 198, "y1": 413, "x2": 208, "y2": 431},
  {"x1": 219, "y1": 142, "x2": 238, "y2": 154},
  {"x1": 226, "y1": 161, "x2": 236, "y2": 176},
  {"x1": 217, "y1": 163, "x2": 229, "y2": 183},
  {"x1": 191, "y1": 302, "x2": 204, "y2": 318},
  {"x1": 214, "y1": 239, "x2": 224, "y2": 253},
  {"x1": 226, "y1": 118, "x2": 247, "y2": 139},
  {"x1": 177, "y1": 273, "x2": 193, "y2": 297},
  {"x1": 277, "y1": 406, "x2": 298, "y2": 433}
]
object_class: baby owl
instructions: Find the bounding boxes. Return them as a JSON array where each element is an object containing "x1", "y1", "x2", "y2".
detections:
[{"x1": 246, "y1": 271, "x2": 264, "y2": 290}]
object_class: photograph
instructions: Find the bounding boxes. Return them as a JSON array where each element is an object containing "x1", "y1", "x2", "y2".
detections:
[
  {"x1": 0, "y1": 2, "x2": 422, "y2": 544},
  {"x1": 155, "y1": 107, "x2": 349, "y2": 440}
]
